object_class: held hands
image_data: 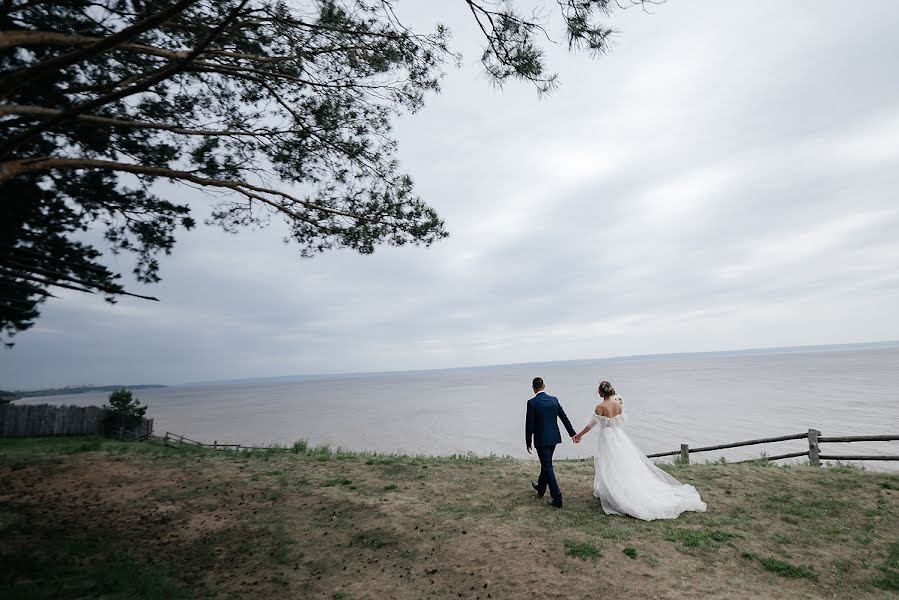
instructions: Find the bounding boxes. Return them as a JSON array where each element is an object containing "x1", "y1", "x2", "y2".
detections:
[{"x1": 529, "y1": 436, "x2": 581, "y2": 450}]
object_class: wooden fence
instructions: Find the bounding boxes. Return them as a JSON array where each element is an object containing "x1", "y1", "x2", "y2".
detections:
[
  {"x1": 153, "y1": 429, "x2": 898, "y2": 467},
  {"x1": 647, "y1": 429, "x2": 899, "y2": 466},
  {"x1": 0, "y1": 403, "x2": 153, "y2": 438},
  {"x1": 148, "y1": 432, "x2": 275, "y2": 451}
]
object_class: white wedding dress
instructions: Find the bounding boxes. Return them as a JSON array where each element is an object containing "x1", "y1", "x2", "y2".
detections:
[{"x1": 586, "y1": 409, "x2": 707, "y2": 521}]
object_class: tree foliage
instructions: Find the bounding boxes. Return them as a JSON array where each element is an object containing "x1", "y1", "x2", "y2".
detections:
[
  {"x1": 0, "y1": 0, "x2": 647, "y2": 345},
  {"x1": 103, "y1": 387, "x2": 147, "y2": 417}
]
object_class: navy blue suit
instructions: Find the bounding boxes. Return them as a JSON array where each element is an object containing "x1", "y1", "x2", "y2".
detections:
[{"x1": 526, "y1": 391, "x2": 576, "y2": 505}]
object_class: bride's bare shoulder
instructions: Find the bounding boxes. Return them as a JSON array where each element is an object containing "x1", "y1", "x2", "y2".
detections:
[{"x1": 594, "y1": 403, "x2": 606, "y2": 416}]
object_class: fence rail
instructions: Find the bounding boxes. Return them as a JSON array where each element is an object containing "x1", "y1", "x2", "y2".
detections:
[
  {"x1": 817, "y1": 435, "x2": 899, "y2": 443},
  {"x1": 647, "y1": 429, "x2": 898, "y2": 466},
  {"x1": 149, "y1": 432, "x2": 276, "y2": 452},
  {"x1": 646, "y1": 432, "x2": 810, "y2": 458},
  {"x1": 152, "y1": 429, "x2": 899, "y2": 466},
  {"x1": 0, "y1": 403, "x2": 153, "y2": 438},
  {"x1": 119, "y1": 428, "x2": 153, "y2": 442},
  {"x1": 818, "y1": 455, "x2": 899, "y2": 461}
]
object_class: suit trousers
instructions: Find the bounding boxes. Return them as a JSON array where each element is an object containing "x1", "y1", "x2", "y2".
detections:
[{"x1": 535, "y1": 444, "x2": 562, "y2": 505}]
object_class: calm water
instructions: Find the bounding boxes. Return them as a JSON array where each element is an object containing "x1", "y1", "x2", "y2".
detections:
[{"x1": 20, "y1": 345, "x2": 899, "y2": 468}]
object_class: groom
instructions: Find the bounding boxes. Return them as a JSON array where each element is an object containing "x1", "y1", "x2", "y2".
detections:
[{"x1": 525, "y1": 377, "x2": 577, "y2": 508}]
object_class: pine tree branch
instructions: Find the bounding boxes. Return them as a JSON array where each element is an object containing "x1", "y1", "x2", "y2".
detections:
[
  {"x1": 0, "y1": 156, "x2": 373, "y2": 225},
  {"x1": 0, "y1": 265, "x2": 154, "y2": 299},
  {"x1": 187, "y1": 61, "x2": 404, "y2": 91},
  {"x1": 0, "y1": 0, "x2": 250, "y2": 158},
  {"x1": 0, "y1": 29, "x2": 375, "y2": 62},
  {"x1": 6, "y1": 246, "x2": 111, "y2": 276},
  {"x1": 0, "y1": 104, "x2": 288, "y2": 137},
  {"x1": 2, "y1": 259, "x2": 163, "y2": 300},
  {"x1": 0, "y1": 0, "x2": 201, "y2": 97}
]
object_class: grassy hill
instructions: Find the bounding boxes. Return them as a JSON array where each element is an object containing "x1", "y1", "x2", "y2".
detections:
[{"x1": 1, "y1": 437, "x2": 897, "y2": 599}]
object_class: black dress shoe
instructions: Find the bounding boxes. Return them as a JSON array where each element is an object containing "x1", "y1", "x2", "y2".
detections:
[
  {"x1": 531, "y1": 481, "x2": 545, "y2": 497},
  {"x1": 547, "y1": 499, "x2": 563, "y2": 509}
]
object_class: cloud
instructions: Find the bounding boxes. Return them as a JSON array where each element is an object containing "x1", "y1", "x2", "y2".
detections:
[{"x1": 4, "y1": 1, "x2": 899, "y2": 388}]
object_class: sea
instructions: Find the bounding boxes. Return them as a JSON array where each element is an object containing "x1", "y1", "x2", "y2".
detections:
[{"x1": 17, "y1": 343, "x2": 899, "y2": 469}]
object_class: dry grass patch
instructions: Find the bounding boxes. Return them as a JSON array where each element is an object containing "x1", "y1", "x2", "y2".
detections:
[{"x1": 1, "y1": 437, "x2": 897, "y2": 599}]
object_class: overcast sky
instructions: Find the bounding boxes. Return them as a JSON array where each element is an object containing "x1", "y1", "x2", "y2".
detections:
[{"x1": 4, "y1": 1, "x2": 899, "y2": 389}]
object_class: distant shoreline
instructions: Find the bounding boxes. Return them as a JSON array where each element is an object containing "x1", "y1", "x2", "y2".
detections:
[
  {"x1": 10, "y1": 384, "x2": 167, "y2": 399},
  {"x1": 179, "y1": 339, "x2": 899, "y2": 388},
  {"x1": 11, "y1": 339, "x2": 899, "y2": 393}
]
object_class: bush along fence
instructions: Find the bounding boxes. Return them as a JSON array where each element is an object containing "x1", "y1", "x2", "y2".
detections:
[
  {"x1": 0, "y1": 403, "x2": 153, "y2": 439},
  {"x1": 647, "y1": 429, "x2": 899, "y2": 466}
]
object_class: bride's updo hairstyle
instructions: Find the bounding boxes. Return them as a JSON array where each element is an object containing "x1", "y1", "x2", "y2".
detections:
[{"x1": 598, "y1": 380, "x2": 616, "y2": 398}]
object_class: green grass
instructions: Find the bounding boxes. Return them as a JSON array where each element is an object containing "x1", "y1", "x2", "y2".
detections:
[
  {"x1": 874, "y1": 541, "x2": 899, "y2": 591},
  {"x1": 741, "y1": 551, "x2": 818, "y2": 580},
  {"x1": 0, "y1": 435, "x2": 173, "y2": 458},
  {"x1": 2, "y1": 436, "x2": 898, "y2": 599},
  {"x1": 665, "y1": 528, "x2": 736, "y2": 548},
  {"x1": 322, "y1": 478, "x2": 353, "y2": 487},
  {"x1": 758, "y1": 557, "x2": 818, "y2": 580},
  {"x1": 765, "y1": 490, "x2": 844, "y2": 519},
  {"x1": 673, "y1": 454, "x2": 690, "y2": 467},
  {"x1": 0, "y1": 536, "x2": 190, "y2": 600},
  {"x1": 564, "y1": 540, "x2": 602, "y2": 559}
]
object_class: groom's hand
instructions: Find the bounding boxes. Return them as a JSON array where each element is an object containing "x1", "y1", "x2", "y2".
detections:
[{"x1": 572, "y1": 435, "x2": 580, "y2": 444}]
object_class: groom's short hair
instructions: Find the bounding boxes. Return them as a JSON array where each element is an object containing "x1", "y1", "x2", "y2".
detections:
[{"x1": 532, "y1": 377, "x2": 545, "y2": 390}]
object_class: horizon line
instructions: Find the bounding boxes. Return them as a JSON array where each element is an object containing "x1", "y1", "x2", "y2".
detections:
[
  {"x1": 16, "y1": 339, "x2": 899, "y2": 392},
  {"x1": 175, "y1": 338, "x2": 899, "y2": 388}
]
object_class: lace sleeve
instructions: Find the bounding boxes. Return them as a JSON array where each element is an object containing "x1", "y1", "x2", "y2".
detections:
[{"x1": 585, "y1": 412, "x2": 600, "y2": 430}]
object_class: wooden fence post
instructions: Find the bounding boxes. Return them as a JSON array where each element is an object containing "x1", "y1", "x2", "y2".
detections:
[
  {"x1": 808, "y1": 429, "x2": 820, "y2": 467},
  {"x1": 213, "y1": 440, "x2": 217, "y2": 450},
  {"x1": 680, "y1": 444, "x2": 690, "y2": 465}
]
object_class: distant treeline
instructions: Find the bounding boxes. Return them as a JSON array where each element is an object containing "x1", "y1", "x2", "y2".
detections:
[{"x1": 7, "y1": 385, "x2": 167, "y2": 400}]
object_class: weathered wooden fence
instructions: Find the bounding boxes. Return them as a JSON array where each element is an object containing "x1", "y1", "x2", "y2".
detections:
[
  {"x1": 154, "y1": 429, "x2": 899, "y2": 466},
  {"x1": 647, "y1": 429, "x2": 899, "y2": 466},
  {"x1": 0, "y1": 404, "x2": 153, "y2": 438},
  {"x1": 147, "y1": 431, "x2": 274, "y2": 451}
]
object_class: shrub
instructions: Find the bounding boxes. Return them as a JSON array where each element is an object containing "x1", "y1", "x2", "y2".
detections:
[
  {"x1": 104, "y1": 388, "x2": 147, "y2": 417},
  {"x1": 102, "y1": 388, "x2": 148, "y2": 436}
]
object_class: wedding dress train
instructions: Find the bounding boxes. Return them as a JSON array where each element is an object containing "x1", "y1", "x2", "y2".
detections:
[{"x1": 588, "y1": 412, "x2": 706, "y2": 521}]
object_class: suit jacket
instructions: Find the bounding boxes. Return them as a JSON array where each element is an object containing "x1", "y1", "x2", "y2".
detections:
[{"x1": 525, "y1": 391, "x2": 576, "y2": 448}]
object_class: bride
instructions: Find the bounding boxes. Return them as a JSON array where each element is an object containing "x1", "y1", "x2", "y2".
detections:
[{"x1": 573, "y1": 381, "x2": 707, "y2": 521}]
